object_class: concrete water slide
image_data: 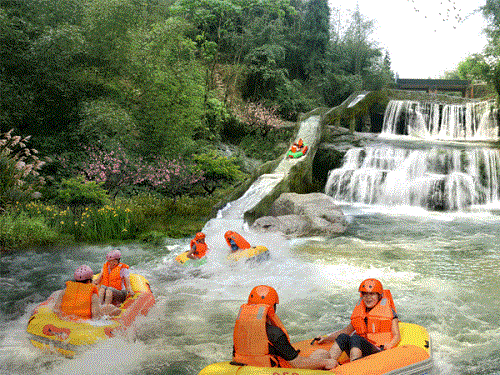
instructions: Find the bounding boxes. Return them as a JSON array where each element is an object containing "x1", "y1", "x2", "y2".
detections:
[{"x1": 218, "y1": 92, "x2": 375, "y2": 224}]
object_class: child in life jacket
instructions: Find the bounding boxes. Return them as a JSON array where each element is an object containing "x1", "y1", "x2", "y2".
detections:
[
  {"x1": 186, "y1": 232, "x2": 208, "y2": 259},
  {"x1": 224, "y1": 231, "x2": 251, "y2": 253},
  {"x1": 93, "y1": 249, "x2": 134, "y2": 307},
  {"x1": 312, "y1": 278, "x2": 401, "y2": 367},
  {"x1": 232, "y1": 285, "x2": 337, "y2": 370},
  {"x1": 53, "y1": 265, "x2": 120, "y2": 320}
]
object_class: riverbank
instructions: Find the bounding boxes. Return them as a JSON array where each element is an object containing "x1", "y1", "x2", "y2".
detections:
[{"x1": 0, "y1": 194, "x2": 222, "y2": 252}]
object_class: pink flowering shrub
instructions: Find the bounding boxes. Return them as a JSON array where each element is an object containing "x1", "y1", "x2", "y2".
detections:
[
  {"x1": 233, "y1": 101, "x2": 284, "y2": 136},
  {"x1": 79, "y1": 145, "x2": 204, "y2": 198}
]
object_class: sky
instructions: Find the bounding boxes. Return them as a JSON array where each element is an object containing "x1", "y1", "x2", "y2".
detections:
[{"x1": 328, "y1": 0, "x2": 488, "y2": 78}]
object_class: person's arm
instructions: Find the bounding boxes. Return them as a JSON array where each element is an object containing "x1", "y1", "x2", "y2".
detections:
[
  {"x1": 317, "y1": 323, "x2": 354, "y2": 344},
  {"x1": 124, "y1": 275, "x2": 134, "y2": 296},
  {"x1": 90, "y1": 294, "x2": 102, "y2": 319},
  {"x1": 93, "y1": 271, "x2": 102, "y2": 286},
  {"x1": 53, "y1": 290, "x2": 64, "y2": 318},
  {"x1": 186, "y1": 243, "x2": 197, "y2": 259},
  {"x1": 383, "y1": 318, "x2": 401, "y2": 350}
]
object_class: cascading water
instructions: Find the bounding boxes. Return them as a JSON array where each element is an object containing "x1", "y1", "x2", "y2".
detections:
[
  {"x1": 325, "y1": 99, "x2": 500, "y2": 211},
  {"x1": 381, "y1": 99, "x2": 499, "y2": 140}
]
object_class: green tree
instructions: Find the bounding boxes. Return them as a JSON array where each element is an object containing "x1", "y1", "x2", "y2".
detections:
[{"x1": 193, "y1": 151, "x2": 245, "y2": 194}]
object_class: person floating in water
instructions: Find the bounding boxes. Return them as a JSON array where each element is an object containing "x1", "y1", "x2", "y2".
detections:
[
  {"x1": 224, "y1": 230, "x2": 251, "y2": 253},
  {"x1": 186, "y1": 232, "x2": 208, "y2": 259}
]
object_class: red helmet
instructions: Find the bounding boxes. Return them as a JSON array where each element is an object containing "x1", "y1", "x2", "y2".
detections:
[
  {"x1": 106, "y1": 249, "x2": 122, "y2": 261},
  {"x1": 74, "y1": 265, "x2": 93, "y2": 281},
  {"x1": 359, "y1": 278, "x2": 383, "y2": 294},
  {"x1": 195, "y1": 232, "x2": 205, "y2": 240},
  {"x1": 248, "y1": 285, "x2": 279, "y2": 306}
]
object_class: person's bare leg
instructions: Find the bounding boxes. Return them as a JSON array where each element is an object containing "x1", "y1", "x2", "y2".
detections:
[
  {"x1": 350, "y1": 347, "x2": 362, "y2": 361},
  {"x1": 309, "y1": 349, "x2": 330, "y2": 360},
  {"x1": 328, "y1": 342, "x2": 343, "y2": 361},
  {"x1": 104, "y1": 289, "x2": 113, "y2": 305},
  {"x1": 101, "y1": 304, "x2": 120, "y2": 316}
]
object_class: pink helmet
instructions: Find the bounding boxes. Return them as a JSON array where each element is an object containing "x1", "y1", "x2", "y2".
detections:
[
  {"x1": 74, "y1": 265, "x2": 94, "y2": 281},
  {"x1": 106, "y1": 249, "x2": 122, "y2": 261}
]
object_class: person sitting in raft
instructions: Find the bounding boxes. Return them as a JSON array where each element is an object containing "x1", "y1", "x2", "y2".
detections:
[
  {"x1": 224, "y1": 230, "x2": 251, "y2": 253},
  {"x1": 288, "y1": 138, "x2": 308, "y2": 157},
  {"x1": 93, "y1": 249, "x2": 134, "y2": 307},
  {"x1": 313, "y1": 278, "x2": 401, "y2": 367},
  {"x1": 186, "y1": 232, "x2": 208, "y2": 260},
  {"x1": 53, "y1": 265, "x2": 120, "y2": 320},
  {"x1": 232, "y1": 285, "x2": 337, "y2": 370}
]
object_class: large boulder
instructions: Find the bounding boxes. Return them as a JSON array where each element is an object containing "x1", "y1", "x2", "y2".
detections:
[{"x1": 252, "y1": 192, "x2": 348, "y2": 237}]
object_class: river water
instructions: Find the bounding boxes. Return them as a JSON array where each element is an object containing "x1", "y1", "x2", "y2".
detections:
[
  {"x1": 1, "y1": 204, "x2": 500, "y2": 374},
  {"x1": 2, "y1": 99, "x2": 500, "y2": 374}
]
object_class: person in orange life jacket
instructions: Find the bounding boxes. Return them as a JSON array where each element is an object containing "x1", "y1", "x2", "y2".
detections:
[
  {"x1": 53, "y1": 265, "x2": 120, "y2": 320},
  {"x1": 224, "y1": 230, "x2": 251, "y2": 253},
  {"x1": 232, "y1": 285, "x2": 337, "y2": 370},
  {"x1": 313, "y1": 279, "x2": 401, "y2": 366},
  {"x1": 93, "y1": 249, "x2": 134, "y2": 306},
  {"x1": 186, "y1": 232, "x2": 208, "y2": 259}
]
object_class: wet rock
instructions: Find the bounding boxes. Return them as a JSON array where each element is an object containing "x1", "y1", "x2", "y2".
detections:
[{"x1": 252, "y1": 192, "x2": 348, "y2": 237}]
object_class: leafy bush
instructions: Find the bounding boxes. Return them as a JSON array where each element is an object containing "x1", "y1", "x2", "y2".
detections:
[
  {"x1": 56, "y1": 176, "x2": 110, "y2": 213},
  {"x1": 0, "y1": 213, "x2": 60, "y2": 251}
]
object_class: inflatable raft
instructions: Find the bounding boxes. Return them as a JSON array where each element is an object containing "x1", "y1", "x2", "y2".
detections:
[
  {"x1": 287, "y1": 145, "x2": 308, "y2": 158},
  {"x1": 175, "y1": 251, "x2": 207, "y2": 267},
  {"x1": 26, "y1": 274, "x2": 155, "y2": 357},
  {"x1": 226, "y1": 245, "x2": 270, "y2": 262},
  {"x1": 198, "y1": 322, "x2": 432, "y2": 375}
]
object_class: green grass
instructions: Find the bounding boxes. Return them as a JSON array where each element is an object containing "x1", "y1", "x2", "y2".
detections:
[{"x1": 1, "y1": 194, "x2": 220, "y2": 251}]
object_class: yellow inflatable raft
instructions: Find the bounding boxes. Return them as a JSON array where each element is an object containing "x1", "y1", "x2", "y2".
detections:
[
  {"x1": 26, "y1": 274, "x2": 155, "y2": 357},
  {"x1": 226, "y1": 245, "x2": 270, "y2": 262},
  {"x1": 198, "y1": 322, "x2": 432, "y2": 375},
  {"x1": 175, "y1": 251, "x2": 208, "y2": 266}
]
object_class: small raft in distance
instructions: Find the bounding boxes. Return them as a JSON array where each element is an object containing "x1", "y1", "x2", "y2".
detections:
[
  {"x1": 175, "y1": 251, "x2": 208, "y2": 267},
  {"x1": 226, "y1": 245, "x2": 270, "y2": 262},
  {"x1": 198, "y1": 322, "x2": 432, "y2": 375},
  {"x1": 26, "y1": 273, "x2": 155, "y2": 357}
]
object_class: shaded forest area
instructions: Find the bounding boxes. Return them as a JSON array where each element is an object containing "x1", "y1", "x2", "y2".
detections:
[{"x1": 1, "y1": 0, "x2": 500, "y2": 249}]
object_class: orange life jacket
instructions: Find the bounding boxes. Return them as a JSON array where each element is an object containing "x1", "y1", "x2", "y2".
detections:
[
  {"x1": 350, "y1": 290, "x2": 397, "y2": 347},
  {"x1": 190, "y1": 239, "x2": 208, "y2": 258},
  {"x1": 60, "y1": 281, "x2": 98, "y2": 320},
  {"x1": 233, "y1": 303, "x2": 292, "y2": 368},
  {"x1": 225, "y1": 231, "x2": 251, "y2": 250},
  {"x1": 100, "y1": 262, "x2": 129, "y2": 290}
]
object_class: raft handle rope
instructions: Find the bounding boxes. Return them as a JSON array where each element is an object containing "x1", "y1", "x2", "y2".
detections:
[{"x1": 310, "y1": 337, "x2": 321, "y2": 345}]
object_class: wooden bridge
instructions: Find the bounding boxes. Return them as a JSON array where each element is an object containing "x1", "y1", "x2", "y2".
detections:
[{"x1": 395, "y1": 78, "x2": 472, "y2": 97}]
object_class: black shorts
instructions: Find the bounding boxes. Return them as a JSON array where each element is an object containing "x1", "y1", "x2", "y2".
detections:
[{"x1": 336, "y1": 333, "x2": 381, "y2": 357}]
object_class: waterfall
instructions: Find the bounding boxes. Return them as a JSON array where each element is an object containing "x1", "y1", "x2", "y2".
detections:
[
  {"x1": 325, "y1": 99, "x2": 500, "y2": 211},
  {"x1": 381, "y1": 100, "x2": 499, "y2": 140}
]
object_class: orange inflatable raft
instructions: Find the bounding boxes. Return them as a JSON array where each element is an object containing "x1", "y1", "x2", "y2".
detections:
[
  {"x1": 26, "y1": 273, "x2": 155, "y2": 357},
  {"x1": 198, "y1": 321, "x2": 432, "y2": 375}
]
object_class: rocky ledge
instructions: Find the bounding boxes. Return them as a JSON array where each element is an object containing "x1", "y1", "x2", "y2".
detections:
[{"x1": 251, "y1": 192, "x2": 348, "y2": 237}]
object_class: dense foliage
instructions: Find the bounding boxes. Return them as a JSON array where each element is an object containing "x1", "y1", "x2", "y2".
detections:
[
  {"x1": 0, "y1": 0, "x2": 396, "y2": 248},
  {"x1": 444, "y1": 0, "x2": 500, "y2": 98}
]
